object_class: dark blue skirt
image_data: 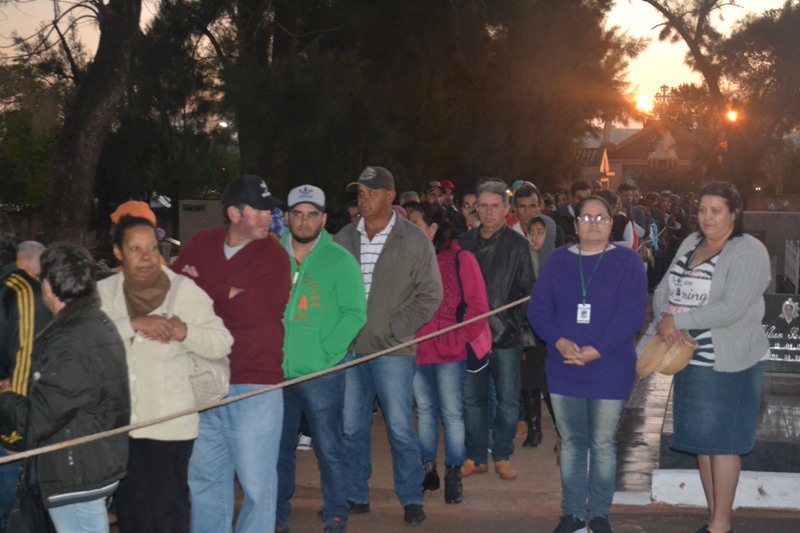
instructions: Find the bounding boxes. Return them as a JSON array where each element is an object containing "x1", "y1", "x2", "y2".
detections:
[{"x1": 671, "y1": 361, "x2": 765, "y2": 456}]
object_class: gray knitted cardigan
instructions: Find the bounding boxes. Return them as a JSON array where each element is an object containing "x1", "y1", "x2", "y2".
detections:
[{"x1": 653, "y1": 232, "x2": 770, "y2": 372}]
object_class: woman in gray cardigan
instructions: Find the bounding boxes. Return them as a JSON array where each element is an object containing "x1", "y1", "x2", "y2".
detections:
[{"x1": 654, "y1": 181, "x2": 770, "y2": 533}]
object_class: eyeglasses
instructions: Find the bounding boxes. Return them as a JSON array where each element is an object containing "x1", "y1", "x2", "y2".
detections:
[{"x1": 576, "y1": 214, "x2": 611, "y2": 224}]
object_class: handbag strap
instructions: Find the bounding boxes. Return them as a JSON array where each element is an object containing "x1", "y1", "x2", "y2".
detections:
[
  {"x1": 163, "y1": 275, "x2": 184, "y2": 318},
  {"x1": 454, "y1": 249, "x2": 467, "y2": 322}
]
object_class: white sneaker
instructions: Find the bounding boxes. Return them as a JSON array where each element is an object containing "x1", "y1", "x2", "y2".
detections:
[{"x1": 296, "y1": 434, "x2": 312, "y2": 451}]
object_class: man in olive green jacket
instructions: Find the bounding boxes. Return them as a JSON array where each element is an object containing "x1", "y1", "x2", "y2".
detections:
[{"x1": 334, "y1": 166, "x2": 443, "y2": 527}]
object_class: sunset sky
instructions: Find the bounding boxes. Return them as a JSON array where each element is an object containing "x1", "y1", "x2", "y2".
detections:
[
  {"x1": 0, "y1": 0, "x2": 790, "y2": 108},
  {"x1": 608, "y1": 0, "x2": 788, "y2": 106}
]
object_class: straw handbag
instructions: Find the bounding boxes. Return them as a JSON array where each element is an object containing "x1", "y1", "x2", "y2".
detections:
[{"x1": 636, "y1": 331, "x2": 698, "y2": 378}]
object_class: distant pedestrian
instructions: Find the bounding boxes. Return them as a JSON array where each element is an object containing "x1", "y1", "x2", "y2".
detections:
[
  {"x1": 0, "y1": 215, "x2": 50, "y2": 529},
  {"x1": 459, "y1": 179, "x2": 536, "y2": 482},
  {"x1": 409, "y1": 202, "x2": 491, "y2": 504},
  {"x1": 654, "y1": 181, "x2": 770, "y2": 533},
  {"x1": 528, "y1": 195, "x2": 647, "y2": 533},
  {"x1": 335, "y1": 166, "x2": 442, "y2": 526},
  {"x1": 172, "y1": 175, "x2": 291, "y2": 533},
  {"x1": 276, "y1": 185, "x2": 367, "y2": 533},
  {"x1": 99, "y1": 215, "x2": 233, "y2": 533},
  {"x1": 0, "y1": 242, "x2": 130, "y2": 533}
]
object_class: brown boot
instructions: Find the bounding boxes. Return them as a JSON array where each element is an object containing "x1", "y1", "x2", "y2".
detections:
[
  {"x1": 461, "y1": 459, "x2": 488, "y2": 477},
  {"x1": 515, "y1": 420, "x2": 527, "y2": 438},
  {"x1": 494, "y1": 460, "x2": 518, "y2": 480}
]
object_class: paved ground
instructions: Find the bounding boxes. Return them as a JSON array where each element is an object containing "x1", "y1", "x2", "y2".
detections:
[{"x1": 281, "y1": 413, "x2": 800, "y2": 533}]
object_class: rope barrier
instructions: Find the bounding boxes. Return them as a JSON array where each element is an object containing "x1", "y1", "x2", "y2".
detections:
[{"x1": 0, "y1": 296, "x2": 532, "y2": 465}]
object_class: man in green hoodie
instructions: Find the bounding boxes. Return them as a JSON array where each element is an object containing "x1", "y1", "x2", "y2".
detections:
[{"x1": 276, "y1": 184, "x2": 367, "y2": 533}]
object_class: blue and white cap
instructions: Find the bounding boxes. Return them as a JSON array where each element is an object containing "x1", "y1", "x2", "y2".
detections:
[{"x1": 287, "y1": 185, "x2": 326, "y2": 211}]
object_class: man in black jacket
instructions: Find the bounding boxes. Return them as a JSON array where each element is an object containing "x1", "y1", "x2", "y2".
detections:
[
  {"x1": 0, "y1": 214, "x2": 50, "y2": 529},
  {"x1": 459, "y1": 179, "x2": 535, "y2": 481}
]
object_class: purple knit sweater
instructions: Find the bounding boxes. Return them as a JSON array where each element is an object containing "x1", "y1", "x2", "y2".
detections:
[{"x1": 527, "y1": 245, "x2": 647, "y2": 400}]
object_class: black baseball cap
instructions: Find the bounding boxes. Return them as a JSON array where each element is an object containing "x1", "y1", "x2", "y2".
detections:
[{"x1": 222, "y1": 175, "x2": 281, "y2": 211}]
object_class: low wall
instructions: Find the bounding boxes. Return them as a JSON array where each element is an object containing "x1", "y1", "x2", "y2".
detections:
[{"x1": 743, "y1": 211, "x2": 800, "y2": 278}]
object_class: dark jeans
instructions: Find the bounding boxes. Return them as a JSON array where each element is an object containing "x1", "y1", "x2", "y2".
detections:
[
  {"x1": 277, "y1": 371, "x2": 348, "y2": 529},
  {"x1": 115, "y1": 437, "x2": 194, "y2": 533},
  {"x1": 0, "y1": 448, "x2": 21, "y2": 531},
  {"x1": 464, "y1": 345, "x2": 522, "y2": 463}
]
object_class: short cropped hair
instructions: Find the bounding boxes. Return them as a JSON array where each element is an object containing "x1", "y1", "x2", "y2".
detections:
[
  {"x1": 39, "y1": 242, "x2": 96, "y2": 301},
  {"x1": 513, "y1": 183, "x2": 541, "y2": 205},
  {"x1": 476, "y1": 179, "x2": 510, "y2": 207},
  {"x1": 570, "y1": 180, "x2": 592, "y2": 198}
]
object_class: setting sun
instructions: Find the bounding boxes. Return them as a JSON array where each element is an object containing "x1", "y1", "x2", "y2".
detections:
[{"x1": 635, "y1": 95, "x2": 654, "y2": 113}]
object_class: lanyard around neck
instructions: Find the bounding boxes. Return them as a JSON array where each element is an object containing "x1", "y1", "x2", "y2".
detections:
[{"x1": 578, "y1": 246, "x2": 607, "y2": 304}]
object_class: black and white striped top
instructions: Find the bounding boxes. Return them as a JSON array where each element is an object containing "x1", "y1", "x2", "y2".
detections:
[{"x1": 667, "y1": 248, "x2": 720, "y2": 366}]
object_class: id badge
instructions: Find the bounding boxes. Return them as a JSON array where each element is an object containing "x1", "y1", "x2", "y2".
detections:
[{"x1": 577, "y1": 303, "x2": 591, "y2": 324}]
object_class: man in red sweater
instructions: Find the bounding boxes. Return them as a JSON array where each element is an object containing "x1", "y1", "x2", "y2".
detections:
[{"x1": 172, "y1": 175, "x2": 291, "y2": 533}]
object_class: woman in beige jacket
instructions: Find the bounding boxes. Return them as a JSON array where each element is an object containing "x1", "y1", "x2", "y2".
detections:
[{"x1": 98, "y1": 215, "x2": 233, "y2": 533}]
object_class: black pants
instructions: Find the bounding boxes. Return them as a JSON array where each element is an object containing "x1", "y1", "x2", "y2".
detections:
[{"x1": 115, "y1": 437, "x2": 194, "y2": 533}]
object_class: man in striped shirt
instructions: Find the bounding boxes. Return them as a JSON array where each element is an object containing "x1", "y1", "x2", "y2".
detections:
[
  {"x1": 0, "y1": 213, "x2": 50, "y2": 528},
  {"x1": 335, "y1": 166, "x2": 443, "y2": 527}
]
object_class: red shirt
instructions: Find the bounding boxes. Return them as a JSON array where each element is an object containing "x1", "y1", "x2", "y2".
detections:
[{"x1": 172, "y1": 227, "x2": 291, "y2": 385}]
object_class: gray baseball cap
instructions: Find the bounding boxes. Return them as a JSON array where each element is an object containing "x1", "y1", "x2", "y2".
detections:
[{"x1": 287, "y1": 185, "x2": 326, "y2": 211}]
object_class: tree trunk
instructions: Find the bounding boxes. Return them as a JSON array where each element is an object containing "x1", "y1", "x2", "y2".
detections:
[{"x1": 43, "y1": 0, "x2": 142, "y2": 244}]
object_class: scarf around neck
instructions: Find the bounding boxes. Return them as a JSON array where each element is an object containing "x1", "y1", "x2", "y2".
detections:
[{"x1": 123, "y1": 269, "x2": 171, "y2": 318}]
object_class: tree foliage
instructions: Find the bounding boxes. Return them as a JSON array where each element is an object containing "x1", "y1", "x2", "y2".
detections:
[
  {"x1": 211, "y1": 0, "x2": 642, "y2": 202},
  {"x1": 638, "y1": 0, "x2": 782, "y2": 197},
  {"x1": 721, "y1": 1, "x2": 800, "y2": 139},
  {"x1": 3, "y1": 0, "x2": 641, "y2": 238}
]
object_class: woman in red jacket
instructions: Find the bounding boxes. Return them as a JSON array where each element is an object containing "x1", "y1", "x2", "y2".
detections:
[{"x1": 409, "y1": 203, "x2": 491, "y2": 505}]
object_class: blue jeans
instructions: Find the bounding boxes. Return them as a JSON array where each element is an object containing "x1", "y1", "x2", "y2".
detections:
[
  {"x1": 277, "y1": 371, "x2": 347, "y2": 529},
  {"x1": 189, "y1": 385, "x2": 283, "y2": 533},
  {"x1": 343, "y1": 354, "x2": 422, "y2": 507},
  {"x1": 551, "y1": 393, "x2": 625, "y2": 519},
  {"x1": 0, "y1": 448, "x2": 21, "y2": 530},
  {"x1": 413, "y1": 360, "x2": 466, "y2": 466},
  {"x1": 463, "y1": 346, "x2": 522, "y2": 463},
  {"x1": 48, "y1": 497, "x2": 109, "y2": 533}
]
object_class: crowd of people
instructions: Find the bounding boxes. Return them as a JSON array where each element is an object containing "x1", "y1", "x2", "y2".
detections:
[{"x1": 0, "y1": 170, "x2": 769, "y2": 533}]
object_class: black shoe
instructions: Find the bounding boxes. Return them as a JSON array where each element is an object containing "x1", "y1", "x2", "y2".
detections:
[
  {"x1": 403, "y1": 504, "x2": 426, "y2": 526},
  {"x1": 444, "y1": 464, "x2": 463, "y2": 504},
  {"x1": 522, "y1": 416, "x2": 543, "y2": 447},
  {"x1": 553, "y1": 514, "x2": 585, "y2": 533},
  {"x1": 588, "y1": 515, "x2": 614, "y2": 533},
  {"x1": 422, "y1": 460, "x2": 440, "y2": 492},
  {"x1": 694, "y1": 526, "x2": 732, "y2": 533},
  {"x1": 347, "y1": 501, "x2": 370, "y2": 514}
]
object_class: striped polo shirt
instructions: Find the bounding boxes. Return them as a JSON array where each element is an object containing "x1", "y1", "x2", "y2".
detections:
[{"x1": 357, "y1": 212, "x2": 396, "y2": 300}]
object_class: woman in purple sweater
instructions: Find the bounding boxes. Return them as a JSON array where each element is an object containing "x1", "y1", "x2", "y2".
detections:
[
  {"x1": 527, "y1": 196, "x2": 647, "y2": 533},
  {"x1": 410, "y1": 203, "x2": 491, "y2": 505}
]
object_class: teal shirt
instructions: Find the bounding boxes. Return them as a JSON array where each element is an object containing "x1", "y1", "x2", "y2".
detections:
[{"x1": 280, "y1": 229, "x2": 367, "y2": 378}]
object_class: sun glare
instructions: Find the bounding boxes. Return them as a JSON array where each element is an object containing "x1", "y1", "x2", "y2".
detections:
[
  {"x1": 635, "y1": 95, "x2": 654, "y2": 113},
  {"x1": 727, "y1": 110, "x2": 738, "y2": 122}
]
